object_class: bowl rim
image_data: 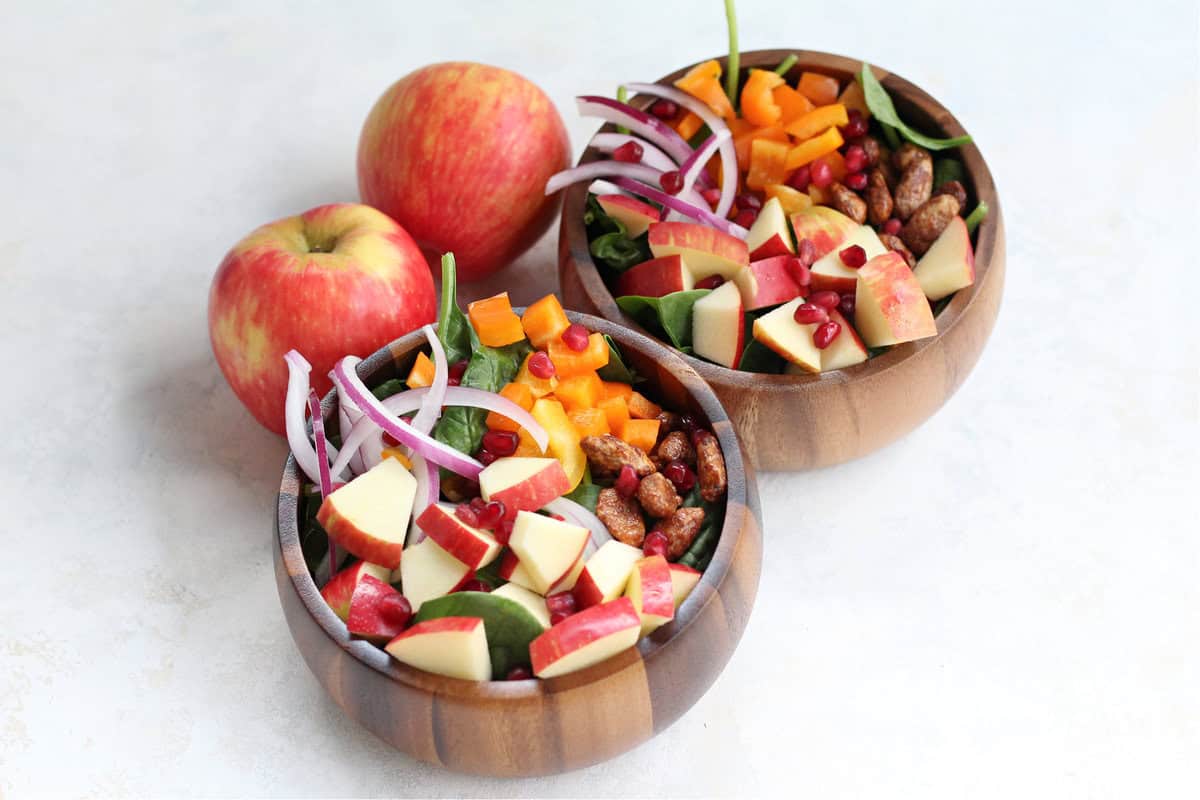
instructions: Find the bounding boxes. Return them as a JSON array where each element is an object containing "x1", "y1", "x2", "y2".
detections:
[
  {"x1": 276, "y1": 310, "x2": 754, "y2": 700},
  {"x1": 560, "y1": 48, "x2": 1003, "y2": 389}
]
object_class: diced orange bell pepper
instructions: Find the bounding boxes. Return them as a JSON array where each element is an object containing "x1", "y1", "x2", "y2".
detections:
[
  {"x1": 600, "y1": 380, "x2": 634, "y2": 401},
  {"x1": 785, "y1": 104, "x2": 849, "y2": 142},
  {"x1": 598, "y1": 395, "x2": 630, "y2": 435},
  {"x1": 740, "y1": 69, "x2": 785, "y2": 127},
  {"x1": 764, "y1": 183, "x2": 813, "y2": 215},
  {"x1": 568, "y1": 407, "x2": 609, "y2": 438},
  {"x1": 813, "y1": 150, "x2": 848, "y2": 183},
  {"x1": 837, "y1": 80, "x2": 871, "y2": 120},
  {"x1": 520, "y1": 294, "x2": 570, "y2": 349},
  {"x1": 797, "y1": 72, "x2": 840, "y2": 106},
  {"x1": 530, "y1": 398, "x2": 586, "y2": 490},
  {"x1": 785, "y1": 127, "x2": 844, "y2": 170},
  {"x1": 548, "y1": 333, "x2": 608, "y2": 378},
  {"x1": 674, "y1": 59, "x2": 735, "y2": 121},
  {"x1": 627, "y1": 391, "x2": 663, "y2": 420},
  {"x1": 515, "y1": 353, "x2": 558, "y2": 398},
  {"x1": 513, "y1": 427, "x2": 545, "y2": 458},
  {"x1": 620, "y1": 418, "x2": 660, "y2": 453},
  {"x1": 485, "y1": 381, "x2": 534, "y2": 433},
  {"x1": 733, "y1": 124, "x2": 788, "y2": 169},
  {"x1": 746, "y1": 138, "x2": 791, "y2": 191},
  {"x1": 468, "y1": 293, "x2": 525, "y2": 347},
  {"x1": 772, "y1": 84, "x2": 815, "y2": 126},
  {"x1": 674, "y1": 112, "x2": 704, "y2": 141},
  {"x1": 380, "y1": 447, "x2": 413, "y2": 469},
  {"x1": 405, "y1": 352, "x2": 435, "y2": 389},
  {"x1": 554, "y1": 371, "x2": 603, "y2": 411}
]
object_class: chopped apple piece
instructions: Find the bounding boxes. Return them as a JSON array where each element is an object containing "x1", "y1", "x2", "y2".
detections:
[
  {"x1": 320, "y1": 560, "x2": 392, "y2": 621},
  {"x1": 479, "y1": 457, "x2": 571, "y2": 518},
  {"x1": 497, "y1": 550, "x2": 585, "y2": 596},
  {"x1": 624, "y1": 556, "x2": 675, "y2": 635},
  {"x1": 753, "y1": 298, "x2": 821, "y2": 373},
  {"x1": 691, "y1": 281, "x2": 746, "y2": 369},
  {"x1": 809, "y1": 224, "x2": 887, "y2": 294},
  {"x1": 820, "y1": 309, "x2": 869, "y2": 371},
  {"x1": 615, "y1": 255, "x2": 694, "y2": 298},
  {"x1": 385, "y1": 616, "x2": 491, "y2": 681},
  {"x1": 789, "y1": 206, "x2": 858, "y2": 261},
  {"x1": 508, "y1": 511, "x2": 590, "y2": 594},
  {"x1": 573, "y1": 540, "x2": 644, "y2": 609},
  {"x1": 398, "y1": 537, "x2": 472, "y2": 612},
  {"x1": 913, "y1": 216, "x2": 975, "y2": 301},
  {"x1": 317, "y1": 458, "x2": 417, "y2": 570},
  {"x1": 415, "y1": 503, "x2": 501, "y2": 570},
  {"x1": 346, "y1": 574, "x2": 412, "y2": 644},
  {"x1": 854, "y1": 252, "x2": 937, "y2": 347},
  {"x1": 741, "y1": 255, "x2": 804, "y2": 310},
  {"x1": 668, "y1": 563, "x2": 702, "y2": 608},
  {"x1": 491, "y1": 582, "x2": 551, "y2": 630},
  {"x1": 530, "y1": 597, "x2": 642, "y2": 678},
  {"x1": 597, "y1": 194, "x2": 660, "y2": 238},
  {"x1": 648, "y1": 221, "x2": 749, "y2": 282},
  {"x1": 745, "y1": 196, "x2": 795, "y2": 260}
]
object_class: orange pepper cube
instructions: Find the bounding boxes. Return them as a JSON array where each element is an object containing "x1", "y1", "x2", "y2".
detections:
[
  {"x1": 837, "y1": 80, "x2": 871, "y2": 120},
  {"x1": 746, "y1": 138, "x2": 791, "y2": 191},
  {"x1": 598, "y1": 395, "x2": 630, "y2": 435},
  {"x1": 568, "y1": 407, "x2": 610, "y2": 438},
  {"x1": 405, "y1": 352, "x2": 436, "y2": 389},
  {"x1": 620, "y1": 418, "x2": 660, "y2": 453},
  {"x1": 548, "y1": 332, "x2": 608, "y2": 378},
  {"x1": 520, "y1": 294, "x2": 570, "y2": 349},
  {"x1": 797, "y1": 72, "x2": 840, "y2": 106},
  {"x1": 485, "y1": 381, "x2": 535, "y2": 433},
  {"x1": 773, "y1": 84, "x2": 815, "y2": 125},
  {"x1": 674, "y1": 59, "x2": 735, "y2": 121},
  {"x1": 554, "y1": 372, "x2": 603, "y2": 411},
  {"x1": 600, "y1": 381, "x2": 634, "y2": 402},
  {"x1": 674, "y1": 112, "x2": 704, "y2": 141},
  {"x1": 764, "y1": 183, "x2": 813, "y2": 215},
  {"x1": 785, "y1": 127, "x2": 844, "y2": 171},
  {"x1": 468, "y1": 293, "x2": 525, "y2": 347},
  {"x1": 627, "y1": 391, "x2": 663, "y2": 420},
  {"x1": 785, "y1": 103, "x2": 849, "y2": 142},
  {"x1": 740, "y1": 69, "x2": 785, "y2": 127}
]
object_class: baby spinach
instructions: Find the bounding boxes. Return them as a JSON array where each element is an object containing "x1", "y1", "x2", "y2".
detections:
[
  {"x1": 371, "y1": 378, "x2": 406, "y2": 401},
  {"x1": 859, "y1": 64, "x2": 972, "y2": 151},
  {"x1": 413, "y1": 592, "x2": 542, "y2": 677},
  {"x1": 584, "y1": 195, "x2": 652, "y2": 272},
  {"x1": 677, "y1": 486, "x2": 725, "y2": 572},
  {"x1": 934, "y1": 158, "x2": 966, "y2": 188},
  {"x1": 564, "y1": 468, "x2": 601, "y2": 513},
  {"x1": 434, "y1": 328, "x2": 530, "y2": 458},
  {"x1": 596, "y1": 334, "x2": 641, "y2": 384},
  {"x1": 964, "y1": 201, "x2": 989, "y2": 234},
  {"x1": 615, "y1": 290, "x2": 710, "y2": 350},
  {"x1": 437, "y1": 253, "x2": 472, "y2": 365},
  {"x1": 737, "y1": 337, "x2": 785, "y2": 373}
]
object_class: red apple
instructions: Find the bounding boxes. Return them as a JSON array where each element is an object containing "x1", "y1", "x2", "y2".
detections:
[
  {"x1": 855, "y1": 252, "x2": 938, "y2": 347},
  {"x1": 385, "y1": 616, "x2": 491, "y2": 680},
  {"x1": 789, "y1": 206, "x2": 858, "y2": 261},
  {"x1": 597, "y1": 195, "x2": 660, "y2": 238},
  {"x1": 209, "y1": 203, "x2": 435, "y2": 435},
  {"x1": 615, "y1": 255, "x2": 694, "y2": 298},
  {"x1": 498, "y1": 550, "x2": 584, "y2": 596},
  {"x1": 346, "y1": 575, "x2": 412, "y2": 644},
  {"x1": 647, "y1": 221, "x2": 749, "y2": 281},
  {"x1": 753, "y1": 298, "x2": 821, "y2": 373},
  {"x1": 691, "y1": 281, "x2": 746, "y2": 369},
  {"x1": 317, "y1": 459, "x2": 417, "y2": 570},
  {"x1": 624, "y1": 555, "x2": 675, "y2": 634},
  {"x1": 913, "y1": 216, "x2": 975, "y2": 301},
  {"x1": 320, "y1": 560, "x2": 392, "y2": 621},
  {"x1": 398, "y1": 537, "x2": 473, "y2": 612},
  {"x1": 740, "y1": 256, "x2": 804, "y2": 310},
  {"x1": 572, "y1": 540, "x2": 643, "y2": 610},
  {"x1": 820, "y1": 309, "x2": 869, "y2": 371},
  {"x1": 479, "y1": 457, "x2": 571, "y2": 519},
  {"x1": 530, "y1": 597, "x2": 642, "y2": 678},
  {"x1": 357, "y1": 62, "x2": 570, "y2": 282},
  {"x1": 509, "y1": 511, "x2": 590, "y2": 595},
  {"x1": 415, "y1": 503, "x2": 502, "y2": 570},
  {"x1": 745, "y1": 197, "x2": 795, "y2": 260},
  {"x1": 809, "y1": 224, "x2": 887, "y2": 294},
  {"x1": 667, "y1": 563, "x2": 702, "y2": 608}
]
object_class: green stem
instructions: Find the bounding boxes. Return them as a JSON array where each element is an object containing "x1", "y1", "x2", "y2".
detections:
[
  {"x1": 881, "y1": 122, "x2": 901, "y2": 150},
  {"x1": 723, "y1": 0, "x2": 739, "y2": 107},
  {"x1": 964, "y1": 201, "x2": 989, "y2": 234},
  {"x1": 773, "y1": 53, "x2": 798, "y2": 77},
  {"x1": 616, "y1": 85, "x2": 630, "y2": 134},
  {"x1": 437, "y1": 253, "x2": 457, "y2": 334}
]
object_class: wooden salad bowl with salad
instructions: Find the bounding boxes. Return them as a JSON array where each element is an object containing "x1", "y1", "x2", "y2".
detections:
[
  {"x1": 557, "y1": 49, "x2": 1005, "y2": 471},
  {"x1": 274, "y1": 260, "x2": 761, "y2": 776}
]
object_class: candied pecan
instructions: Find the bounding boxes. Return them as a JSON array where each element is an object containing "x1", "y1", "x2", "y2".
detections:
[
  {"x1": 660, "y1": 507, "x2": 705, "y2": 560},
  {"x1": 829, "y1": 182, "x2": 867, "y2": 224},
  {"x1": 892, "y1": 142, "x2": 931, "y2": 172},
  {"x1": 637, "y1": 472, "x2": 681, "y2": 518},
  {"x1": 596, "y1": 487, "x2": 646, "y2": 547},
  {"x1": 655, "y1": 411, "x2": 680, "y2": 439},
  {"x1": 900, "y1": 194, "x2": 962, "y2": 256},
  {"x1": 581, "y1": 434, "x2": 656, "y2": 478},
  {"x1": 440, "y1": 474, "x2": 478, "y2": 504},
  {"x1": 893, "y1": 145, "x2": 933, "y2": 221},
  {"x1": 653, "y1": 430, "x2": 696, "y2": 469},
  {"x1": 878, "y1": 233, "x2": 917, "y2": 269},
  {"x1": 933, "y1": 179, "x2": 968, "y2": 210},
  {"x1": 865, "y1": 168, "x2": 894, "y2": 226},
  {"x1": 694, "y1": 431, "x2": 727, "y2": 502}
]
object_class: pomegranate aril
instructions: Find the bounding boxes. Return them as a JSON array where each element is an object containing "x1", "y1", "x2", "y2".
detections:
[
  {"x1": 614, "y1": 464, "x2": 639, "y2": 499},
  {"x1": 482, "y1": 429, "x2": 519, "y2": 457},
  {"x1": 786, "y1": 257, "x2": 812, "y2": 288},
  {"x1": 787, "y1": 165, "x2": 812, "y2": 191},
  {"x1": 882, "y1": 218, "x2": 903, "y2": 235},
  {"x1": 845, "y1": 171, "x2": 868, "y2": 191},
  {"x1": 793, "y1": 302, "x2": 829, "y2": 325},
  {"x1": 494, "y1": 517, "x2": 514, "y2": 545},
  {"x1": 470, "y1": 497, "x2": 487, "y2": 512},
  {"x1": 659, "y1": 170, "x2": 684, "y2": 195},
  {"x1": 643, "y1": 530, "x2": 669, "y2": 559},
  {"x1": 843, "y1": 145, "x2": 868, "y2": 173},
  {"x1": 796, "y1": 238, "x2": 816, "y2": 268},
  {"x1": 549, "y1": 611, "x2": 572, "y2": 626},
  {"x1": 381, "y1": 430, "x2": 400, "y2": 448},
  {"x1": 527, "y1": 351, "x2": 555, "y2": 379},
  {"x1": 612, "y1": 141, "x2": 643, "y2": 163},
  {"x1": 477, "y1": 450, "x2": 498, "y2": 466},
  {"x1": 839, "y1": 244, "x2": 867, "y2": 268},
  {"x1": 561, "y1": 323, "x2": 590, "y2": 352},
  {"x1": 810, "y1": 160, "x2": 834, "y2": 189},
  {"x1": 448, "y1": 359, "x2": 469, "y2": 385},
  {"x1": 506, "y1": 665, "x2": 533, "y2": 680},
  {"x1": 649, "y1": 99, "x2": 678, "y2": 119},
  {"x1": 663, "y1": 460, "x2": 696, "y2": 493},
  {"x1": 677, "y1": 414, "x2": 700, "y2": 435},
  {"x1": 695, "y1": 275, "x2": 725, "y2": 290},
  {"x1": 733, "y1": 209, "x2": 758, "y2": 228},
  {"x1": 379, "y1": 594, "x2": 413, "y2": 627},
  {"x1": 810, "y1": 290, "x2": 841, "y2": 310},
  {"x1": 477, "y1": 500, "x2": 506, "y2": 530},
  {"x1": 455, "y1": 503, "x2": 481, "y2": 527},
  {"x1": 701, "y1": 187, "x2": 722, "y2": 207},
  {"x1": 735, "y1": 193, "x2": 762, "y2": 211},
  {"x1": 460, "y1": 579, "x2": 491, "y2": 593},
  {"x1": 842, "y1": 109, "x2": 869, "y2": 139},
  {"x1": 546, "y1": 591, "x2": 577, "y2": 616},
  {"x1": 813, "y1": 320, "x2": 842, "y2": 349},
  {"x1": 839, "y1": 293, "x2": 856, "y2": 317}
]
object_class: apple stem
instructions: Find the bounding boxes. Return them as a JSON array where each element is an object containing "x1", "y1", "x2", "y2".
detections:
[{"x1": 723, "y1": 0, "x2": 739, "y2": 108}]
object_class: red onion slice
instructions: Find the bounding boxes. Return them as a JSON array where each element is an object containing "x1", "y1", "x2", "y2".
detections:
[
  {"x1": 283, "y1": 350, "x2": 340, "y2": 484},
  {"x1": 679, "y1": 131, "x2": 729, "y2": 196},
  {"x1": 409, "y1": 325, "x2": 447, "y2": 436},
  {"x1": 588, "y1": 132, "x2": 680, "y2": 174},
  {"x1": 407, "y1": 453, "x2": 440, "y2": 547},
  {"x1": 544, "y1": 497, "x2": 613, "y2": 554},
  {"x1": 545, "y1": 162, "x2": 708, "y2": 212},
  {"x1": 610, "y1": 177, "x2": 748, "y2": 238},
  {"x1": 576, "y1": 96, "x2": 693, "y2": 165},
  {"x1": 307, "y1": 389, "x2": 338, "y2": 572}
]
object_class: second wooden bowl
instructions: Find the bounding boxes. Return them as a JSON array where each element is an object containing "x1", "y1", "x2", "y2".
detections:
[
  {"x1": 559, "y1": 49, "x2": 1005, "y2": 471},
  {"x1": 274, "y1": 312, "x2": 762, "y2": 777}
]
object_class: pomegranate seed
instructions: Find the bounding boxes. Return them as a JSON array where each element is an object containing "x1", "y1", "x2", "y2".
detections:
[
  {"x1": 460, "y1": 579, "x2": 491, "y2": 593},
  {"x1": 842, "y1": 109, "x2": 869, "y2": 139},
  {"x1": 810, "y1": 290, "x2": 841, "y2": 310},
  {"x1": 527, "y1": 351, "x2": 555, "y2": 379},
  {"x1": 786, "y1": 257, "x2": 812, "y2": 288},
  {"x1": 787, "y1": 165, "x2": 812, "y2": 191},
  {"x1": 735, "y1": 193, "x2": 762, "y2": 211},
  {"x1": 477, "y1": 500, "x2": 506, "y2": 530},
  {"x1": 659, "y1": 170, "x2": 684, "y2": 195},
  {"x1": 813, "y1": 320, "x2": 842, "y2": 349},
  {"x1": 379, "y1": 594, "x2": 413, "y2": 627},
  {"x1": 482, "y1": 429, "x2": 518, "y2": 457},
  {"x1": 810, "y1": 160, "x2": 834, "y2": 189},
  {"x1": 882, "y1": 218, "x2": 903, "y2": 235},
  {"x1": 843, "y1": 145, "x2": 868, "y2": 173},
  {"x1": 663, "y1": 460, "x2": 696, "y2": 493},
  {"x1": 643, "y1": 530, "x2": 669, "y2": 559},
  {"x1": 561, "y1": 323, "x2": 590, "y2": 352},
  {"x1": 455, "y1": 503, "x2": 481, "y2": 527},
  {"x1": 845, "y1": 171, "x2": 868, "y2": 191},
  {"x1": 612, "y1": 141, "x2": 643, "y2": 163},
  {"x1": 839, "y1": 245, "x2": 867, "y2": 268},
  {"x1": 733, "y1": 209, "x2": 758, "y2": 228},
  {"x1": 695, "y1": 275, "x2": 725, "y2": 290},
  {"x1": 506, "y1": 665, "x2": 533, "y2": 680},
  {"x1": 477, "y1": 449, "x2": 498, "y2": 466},
  {"x1": 550, "y1": 611, "x2": 572, "y2": 626},
  {"x1": 839, "y1": 293, "x2": 856, "y2": 317},
  {"x1": 649, "y1": 99, "x2": 678, "y2": 119},
  {"x1": 546, "y1": 592, "x2": 577, "y2": 616},
  {"x1": 615, "y1": 464, "x2": 639, "y2": 499},
  {"x1": 793, "y1": 302, "x2": 829, "y2": 325},
  {"x1": 701, "y1": 187, "x2": 722, "y2": 207},
  {"x1": 448, "y1": 360, "x2": 469, "y2": 386},
  {"x1": 381, "y1": 430, "x2": 400, "y2": 448},
  {"x1": 796, "y1": 238, "x2": 816, "y2": 268},
  {"x1": 494, "y1": 517, "x2": 514, "y2": 545},
  {"x1": 677, "y1": 414, "x2": 700, "y2": 435},
  {"x1": 470, "y1": 497, "x2": 487, "y2": 512}
]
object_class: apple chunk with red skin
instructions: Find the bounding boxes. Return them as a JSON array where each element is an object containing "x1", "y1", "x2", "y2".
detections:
[
  {"x1": 789, "y1": 206, "x2": 858, "y2": 262},
  {"x1": 597, "y1": 194, "x2": 660, "y2": 238},
  {"x1": 398, "y1": 537, "x2": 472, "y2": 612},
  {"x1": 479, "y1": 457, "x2": 571, "y2": 520},
  {"x1": 320, "y1": 560, "x2": 391, "y2": 621},
  {"x1": 508, "y1": 511, "x2": 590, "y2": 595},
  {"x1": 573, "y1": 540, "x2": 644, "y2": 610},
  {"x1": 624, "y1": 555, "x2": 675, "y2": 635},
  {"x1": 809, "y1": 224, "x2": 887, "y2": 294},
  {"x1": 498, "y1": 549, "x2": 584, "y2": 596},
  {"x1": 745, "y1": 196, "x2": 795, "y2": 260},
  {"x1": 415, "y1": 503, "x2": 501, "y2": 570},
  {"x1": 648, "y1": 221, "x2": 748, "y2": 282},
  {"x1": 819, "y1": 309, "x2": 869, "y2": 371},
  {"x1": 913, "y1": 216, "x2": 975, "y2": 301},
  {"x1": 615, "y1": 255, "x2": 694, "y2": 298},
  {"x1": 385, "y1": 616, "x2": 491, "y2": 681},
  {"x1": 691, "y1": 281, "x2": 745, "y2": 369},
  {"x1": 317, "y1": 458, "x2": 417, "y2": 570},
  {"x1": 855, "y1": 252, "x2": 937, "y2": 347},
  {"x1": 741, "y1": 256, "x2": 804, "y2": 311},
  {"x1": 668, "y1": 563, "x2": 702, "y2": 608},
  {"x1": 530, "y1": 597, "x2": 642, "y2": 678},
  {"x1": 346, "y1": 574, "x2": 413, "y2": 644},
  {"x1": 753, "y1": 298, "x2": 821, "y2": 373}
]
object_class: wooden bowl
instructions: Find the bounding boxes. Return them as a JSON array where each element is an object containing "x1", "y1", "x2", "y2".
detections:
[
  {"x1": 559, "y1": 49, "x2": 1005, "y2": 471},
  {"x1": 274, "y1": 312, "x2": 762, "y2": 777}
]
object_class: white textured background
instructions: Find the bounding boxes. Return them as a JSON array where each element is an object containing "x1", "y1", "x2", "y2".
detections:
[{"x1": 1, "y1": 1, "x2": 1196, "y2": 797}]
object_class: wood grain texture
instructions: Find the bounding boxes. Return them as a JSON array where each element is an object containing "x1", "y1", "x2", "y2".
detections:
[
  {"x1": 558, "y1": 50, "x2": 1006, "y2": 471},
  {"x1": 274, "y1": 313, "x2": 762, "y2": 777}
]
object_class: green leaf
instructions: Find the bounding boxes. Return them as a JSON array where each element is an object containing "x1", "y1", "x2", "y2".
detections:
[
  {"x1": 933, "y1": 158, "x2": 966, "y2": 188},
  {"x1": 584, "y1": 195, "x2": 653, "y2": 272},
  {"x1": 433, "y1": 331, "x2": 530, "y2": 458},
  {"x1": 371, "y1": 378, "x2": 407, "y2": 401},
  {"x1": 859, "y1": 64, "x2": 972, "y2": 151},
  {"x1": 413, "y1": 592, "x2": 543, "y2": 677},
  {"x1": 564, "y1": 468, "x2": 601, "y2": 513},
  {"x1": 615, "y1": 290, "x2": 711, "y2": 350},
  {"x1": 473, "y1": 557, "x2": 508, "y2": 590},
  {"x1": 595, "y1": 334, "x2": 641, "y2": 384},
  {"x1": 964, "y1": 201, "x2": 989, "y2": 234},
  {"x1": 676, "y1": 486, "x2": 725, "y2": 572},
  {"x1": 737, "y1": 337, "x2": 785, "y2": 373},
  {"x1": 437, "y1": 253, "x2": 472, "y2": 365}
]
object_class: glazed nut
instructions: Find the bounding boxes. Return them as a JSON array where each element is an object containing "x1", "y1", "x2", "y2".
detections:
[
  {"x1": 653, "y1": 430, "x2": 696, "y2": 469},
  {"x1": 661, "y1": 506, "x2": 706, "y2": 560},
  {"x1": 878, "y1": 233, "x2": 917, "y2": 269},
  {"x1": 892, "y1": 142, "x2": 931, "y2": 173},
  {"x1": 581, "y1": 434, "x2": 656, "y2": 477},
  {"x1": 829, "y1": 182, "x2": 867, "y2": 224},
  {"x1": 932, "y1": 179, "x2": 968, "y2": 210},
  {"x1": 637, "y1": 472, "x2": 681, "y2": 518},
  {"x1": 596, "y1": 487, "x2": 646, "y2": 548},
  {"x1": 900, "y1": 194, "x2": 962, "y2": 256},
  {"x1": 893, "y1": 156, "x2": 933, "y2": 221},
  {"x1": 694, "y1": 431, "x2": 727, "y2": 502},
  {"x1": 865, "y1": 168, "x2": 894, "y2": 226},
  {"x1": 654, "y1": 411, "x2": 680, "y2": 439}
]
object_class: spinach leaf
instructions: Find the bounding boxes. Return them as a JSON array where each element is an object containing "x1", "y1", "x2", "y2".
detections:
[
  {"x1": 616, "y1": 290, "x2": 710, "y2": 350},
  {"x1": 564, "y1": 468, "x2": 601, "y2": 513},
  {"x1": 933, "y1": 158, "x2": 966, "y2": 188},
  {"x1": 676, "y1": 486, "x2": 725, "y2": 572},
  {"x1": 371, "y1": 378, "x2": 406, "y2": 401},
  {"x1": 737, "y1": 337, "x2": 785, "y2": 373},
  {"x1": 434, "y1": 328, "x2": 531, "y2": 458},
  {"x1": 584, "y1": 195, "x2": 652, "y2": 272},
  {"x1": 859, "y1": 64, "x2": 972, "y2": 151},
  {"x1": 964, "y1": 201, "x2": 989, "y2": 234},
  {"x1": 437, "y1": 253, "x2": 472, "y2": 365},
  {"x1": 596, "y1": 334, "x2": 641, "y2": 384}
]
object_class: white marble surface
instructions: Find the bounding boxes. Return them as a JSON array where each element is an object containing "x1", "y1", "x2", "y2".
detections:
[{"x1": 2, "y1": 1, "x2": 1197, "y2": 797}]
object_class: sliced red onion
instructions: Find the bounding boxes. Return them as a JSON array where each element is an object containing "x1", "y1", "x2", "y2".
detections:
[
  {"x1": 576, "y1": 96, "x2": 693, "y2": 165},
  {"x1": 588, "y1": 132, "x2": 680, "y2": 174},
  {"x1": 624, "y1": 83, "x2": 740, "y2": 219},
  {"x1": 409, "y1": 325, "x2": 447, "y2": 436},
  {"x1": 610, "y1": 177, "x2": 748, "y2": 238},
  {"x1": 307, "y1": 389, "x2": 337, "y2": 572},
  {"x1": 442, "y1": 386, "x2": 549, "y2": 452},
  {"x1": 545, "y1": 162, "x2": 708, "y2": 212},
  {"x1": 544, "y1": 497, "x2": 613, "y2": 553},
  {"x1": 407, "y1": 454, "x2": 440, "y2": 547},
  {"x1": 283, "y1": 351, "x2": 339, "y2": 484},
  {"x1": 331, "y1": 357, "x2": 483, "y2": 479},
  {"x1": 336, "y1": 395, "x2": 365, "y2": 477},
  {"x1": 679, "y1": 131, "x2": 729, "y2": 196},
  {"x1": 588, "y1": 179, "x2": 626, "y2": 196}
]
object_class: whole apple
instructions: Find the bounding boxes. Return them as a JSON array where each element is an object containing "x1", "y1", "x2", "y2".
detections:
[
  {"x1": 208, "y1": 203, "x2": 436, "y2": 435},
  {"x1": 357, "y1": 62, "x2": 570, "y2": 282}
]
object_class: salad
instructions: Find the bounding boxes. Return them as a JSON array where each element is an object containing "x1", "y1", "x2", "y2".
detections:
[
  {"x1": 285, "y1": 255, "x2": 727, "y2": 682},
  {"x1": 549, "y1": 8, "x2": 987, "y2": 375}
]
